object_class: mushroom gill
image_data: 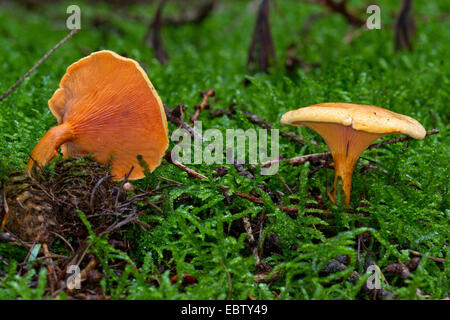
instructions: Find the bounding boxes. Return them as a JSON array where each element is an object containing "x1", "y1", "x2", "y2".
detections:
[
  {"x1": 27, "y1": 50, "x2": 169, "y2": 180},
  {"x1": 281, "y1": 103, "x2": 426, "y2": 206},
  {"x1": 302, "y1": 122, "x2": 385, "y2": 205}
]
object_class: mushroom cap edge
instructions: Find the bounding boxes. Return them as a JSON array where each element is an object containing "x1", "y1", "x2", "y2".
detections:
[{"x1": 280, "y1": 103, "x2": 426, "y2": 140}]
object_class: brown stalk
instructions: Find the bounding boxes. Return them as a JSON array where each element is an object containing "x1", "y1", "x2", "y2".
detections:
[
  {"x1": 394, "y1": 0, "x2": 416, "y2": 52},
  {"x1": 144, "y1": 0, "x2": 170, "y2": 65},
  {"x1": 247, "y1": 0, "x2": 276, "y2": 73}
]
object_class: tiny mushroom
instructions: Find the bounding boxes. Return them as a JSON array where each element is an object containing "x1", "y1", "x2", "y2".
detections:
[
  {"x1": 27, "y1": 50, "x2": 168, "y2": 180},
  {"x1": 281, "y1": 103, "x2": 426, "y2": 205}
]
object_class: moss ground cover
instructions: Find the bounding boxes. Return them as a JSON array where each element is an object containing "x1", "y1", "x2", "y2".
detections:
[{"x1": 0, "y1": 0, "x2": 448, "y2": 299}]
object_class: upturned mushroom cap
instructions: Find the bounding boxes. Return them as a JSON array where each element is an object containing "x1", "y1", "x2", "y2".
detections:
[
  {"x1": 281, "y1": 103, "x2": 426, "y2": 205},
  {"x1": 281, "y1": 103, "x2": 426, "y2": 139},
  {"x1": 27, "y1": 50, "x2": 169, "y2": 180}
]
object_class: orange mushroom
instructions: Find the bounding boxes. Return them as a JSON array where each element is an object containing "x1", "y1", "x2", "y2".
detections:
[
  {"x1": 27, "y1": 50, "x2": 168, "y2": 180},
  {"x1": 281, "y1": 103, "x2": 426, "y2": 205}
]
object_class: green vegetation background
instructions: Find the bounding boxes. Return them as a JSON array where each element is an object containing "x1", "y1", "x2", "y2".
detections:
[{"x1": 0, "y1": 0, "x2": 448, "y2": 299}]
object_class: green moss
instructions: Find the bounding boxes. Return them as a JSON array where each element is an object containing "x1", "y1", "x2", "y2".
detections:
[{"x1": 0, "y1": 0, "x2": 448, "y2": 299}]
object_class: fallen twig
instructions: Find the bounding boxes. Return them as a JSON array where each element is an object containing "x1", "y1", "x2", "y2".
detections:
[
  {"x1": 89, "y1": 175, "x2": 114, "y2": 214},
  {"x1": 115, "y1": 166, "x2": 134, "y2": 208},
  {"x1": 79, "y1": 256, "x2": 98, "y2": 282},
  {"x1": 164, "y1": 150, "x2": 298, "y2": 213},
  {"x1": 1, "y1": 184, "x2": 9, "y2": 232},
  {"x1": 98, "y1": 212, "x2": 141, "y2": 237},
  {"x1": 323, "y1": 0, "x2": 365, "y2": 26},
  {"x1": 43, "y1": 243, "x2": 57, "y2": 295},
  {"x1": 263, "y1": 129, "x2": 440, "y2": 167},
  {"x1": 300, "y1": 0, "x2": 365, "y2": 26},
  {"x1": 164, "y1": 155, "x2": 208, "y2": 180},
  {"x1": 263, "y1": 151, "x2": 330, "y2": 167},
  {"x1": 367, "y1": 129, "x2": 439, "y2": 150},
  {"x1": 243, "y1": 109, "x2": 312, "y2": 146},
  {"x1": 0, "y1": 29, "x2": 78, "y2": 102},
  {"x1": 164, "y1": 104, "x2": 205, "y2": 142},
  {"x1": 190, "y1": 89, "x2": 215, "y2": 124},
  {"x1": 212, "y1": 105, "x2": 313, "y2": 146},
  {"x1": 242, "y1": 215, "x2": 271, "y2": 272},
  {"x1": 407, "y1": 249, "x2": 445, "y2": 263},
  {"x1": 50, "y1": 231, "x2": 74, "y2": 254}
]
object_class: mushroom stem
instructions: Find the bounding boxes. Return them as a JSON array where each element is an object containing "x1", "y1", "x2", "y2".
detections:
[
  {"x1": 303, "y1": 122, "x2": 384, "y2": 205},
  {"x1": 27, "y1": 122, "x2": 73, "y2": 175},
  {"x1": 332, "y1": 153, "x2": 358, "y2": 205}
]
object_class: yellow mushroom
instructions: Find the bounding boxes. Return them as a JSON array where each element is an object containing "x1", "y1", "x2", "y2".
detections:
[{"x1": 281, "y1": 103, "x2": 426, "y2": 205}]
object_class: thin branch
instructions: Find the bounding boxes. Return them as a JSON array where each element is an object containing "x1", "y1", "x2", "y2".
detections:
[
  {"x1": 164, "y1": 104, "x2": 205, "y2": 142},
  {"x1": 242, "y1": 215, "x2": 271, "y2": 271},
  {"x1": 325, "y1": 0, "x2": 365, "y2": 26},
  {"x1": 89, "y1": 175, "x2": 114, "y2": 214},
  {"x1": 98, "y1": 212, "x2": 139, "y2": 237},
  {"x1": 408, "y1": 249, "x2": 445, "y2": 263},
  {"x1": 42, "y1": 243, "x2": 57, "y2": 295},
  {"x1": 164, "y1": 155, "x2": 208, "y2": 180},
  {"x1": 1, "y1": 184, "x2": 9, "y2": 232},
  {"x1": 115, "y1": 166, "x2": 134, "y2": 208},
  {"x1": 243, "y1": 109, "x2": 313, "y2": 146},
  {"x1": 50, "y1": 231, "x2": 74, "y2": 253},
  {"x1": 119, "y1": 1, "x2": 215, "y2": 26},
  {"x1": 299, "y1": 0, "x2": 365, "y2": 27},
  {"x1": 0, "y1": 29, "x2": 78, "y2": 102},
  {"x1": 367, "y1": 129, "x2": 439, "y2": 150},
  {"x1": 263, "y1": 129, "x2": 440, "y2": 167},
  {"x1": 190, "y1": 89, "x2": 215, "y2": 124},
  {"x1": 164, "y1": 151, "x2": 298, "y2": 213},
  {"x1": 263, "y1": 151, "x2": 330, "y2": 167}
]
